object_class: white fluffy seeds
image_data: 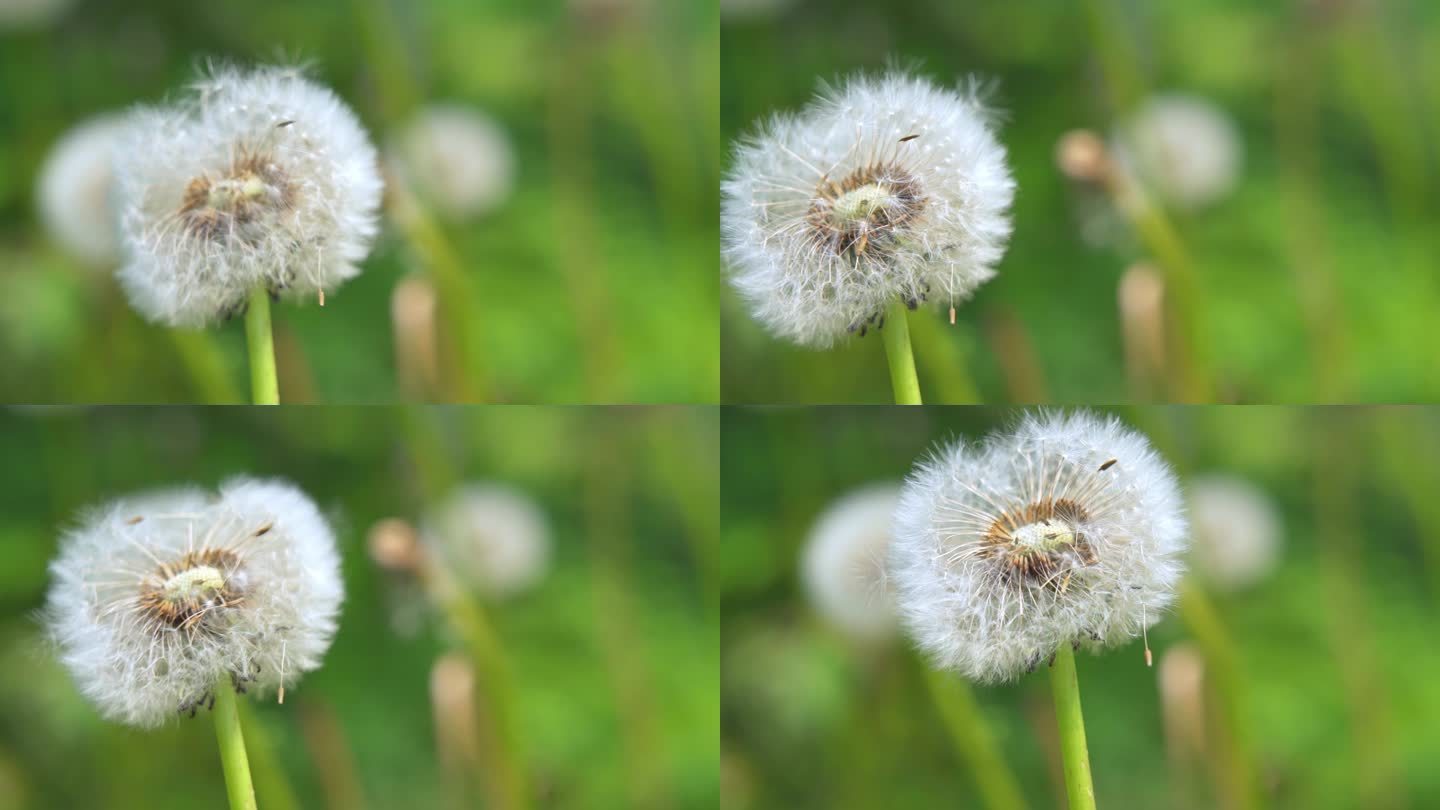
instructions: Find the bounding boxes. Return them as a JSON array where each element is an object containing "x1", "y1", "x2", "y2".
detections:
[
  {"x1": 1188, "y1": 475, "x2": 1281, "y2": 590},
  {"x1": 114, "y1": 65, "x2": 383, "y2": 327},
  {"x1": 1112, "y1": 94, "x2": 1242, "y2": 210},
  {"x1": 36, "y1": 113, "x2": 129, "y2": 267},
  {"x1": 421, "y1": 484, "x2": 550, "y2": 599},
  {"x1": 45, "y1": 479, "x2": 343, "y2": 728},
  {"x1": 800, "y1": 484, "x2": 902, "y2": 642},
  {"x1": 890, "y1": 411, "x2": 1188, "y2": 683},
  {"x1": 386, "y1": 104, "x2": 515, "y2": 220},
  {"x1": 722, "y1": 71, "x2": 1014, "y2": 347}
]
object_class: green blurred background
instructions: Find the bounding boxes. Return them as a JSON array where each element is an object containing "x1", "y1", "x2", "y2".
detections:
[
  {"x1": 721, "y1": 0, "x2": 1440, "y2": 404},
  {"x1": 0, "y1": 405, "x2": 718, "y2": 809},
  {"x1": 0, "y1": 0, "x2": 718, "y2": 404},
  {"x1": 722, "y1": 406, "x2": 1440, "y2": 809}
]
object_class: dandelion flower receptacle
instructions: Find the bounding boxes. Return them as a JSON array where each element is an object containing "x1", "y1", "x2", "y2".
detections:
[
  {"x1": 891, "y1": 411, "x2": 1187, "y2": 808},
  {"x1": 45, "y1": 478, "x2": 343, "y2": 729},
  {"x1": 723, "y1": 70, "x2": 1013, "y2": 401}
]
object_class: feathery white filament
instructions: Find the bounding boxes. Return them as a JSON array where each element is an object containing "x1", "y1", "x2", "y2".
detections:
[
  {"x1": 890, "y1": 411, "x2": 1187, "y2": 683},
  {"x1": 1188, "y1": 475, "x2": 1280, "y2": 590},
  {"x1": 386, "y1": 104, "x2": 515, "y2": 220},
  {"x1": 801, "y1": 484, "x2": 902, "y2": 642},
  {"x1": 1112, "y1": 94, "x2": 1242, "y2": 210},
  {"x1": 44, "y1": 479, "x2": 343, "y2": 728},
  {"x1": 36, "y1": 113, "x2": 129, "y2": 267},
  {"x1": 114, "y1": 64, "x2": 383, "y2": 327},
  {"x1": 722, "y1": 70, "x2": 1014, "y2": 347},
  {"x1": 422, "y1": 484, "x2": 551, "y2": 599}
]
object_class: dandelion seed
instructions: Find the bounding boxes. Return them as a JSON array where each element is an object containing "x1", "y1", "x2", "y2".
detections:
[
  {"x1": 1188, "y1": 475, "x2": 1281, "y2": 590},
  {"x1": 113, "y1": 64, "x2": 382, "y2": 328},
  {"x1": 1112, "y1": 94, "x2": 1242, "y2": 210},
  {"x1": 889, "y1": 411, "x2": 1188, "y2": 683},
  {"x1": 386, "y1": 104, "x2": 515, "y2": 220},
  {"x1": 800, "y1": 484, "x2": 903, "y2": 643},
  {"x1": 44, "y1": 479, "x2": 343, "y2": 728},
  {"x1": 722, "y1": 70, "x2": 1015, "y2": 348},
  {"x1": 421, "y1": 485, "x2": 551, "y2": 600}
]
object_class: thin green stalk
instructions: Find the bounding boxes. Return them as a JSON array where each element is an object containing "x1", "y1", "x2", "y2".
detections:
[
  {"x1": 237, "y1": 701, "x2": 301, "y2": 810},
  {"x1": 244, "y1": 286, "x2": 279, "y2": 405},
  {"x1": 1049, "y1": 644, "x2": 1096, "y2": 810},
  {"x1": 432, "y1": 570, "x2": 529, "y2": 810},
  {"x1": 169, "y1": 330, "x2": 240, "y2": 403},
  {"x1": 1179, "y1": 582, "x2": 1264, "y2": 810},
  {"x1": 881, "y1": 299, "x2": 923, "y2": 404},
  {"x1": 213, "y1": 678, "x2": 258, "y2": 810},
  {"x1": 923, "y1": 667, "x2": 1027, "y2": 810},
  {"x1": 907, "y1": 313, "x2": 980, "y2": 404}
]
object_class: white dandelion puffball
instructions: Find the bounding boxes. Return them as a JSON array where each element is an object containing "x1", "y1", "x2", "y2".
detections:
[
  {"x1": 1113, "y1": 94, "x2": 1242, "y2": 210},
  {"x1": 801, "y1": 484, "x2": 902, "y2": 642},
  {"x1": 387, "y1": 104, "x2": 515, "y2": 220},
  {"x1": 722, "y1": 71, "x2": 1014, "y2": 348},
  {"x1": 36, "y1": 113, "x2": 129, "y2": 266},
  {"x1": 890, "y1": 411, "x2": 1188, "y2": 683},
  {"x1": 45, "y1": 479, "x2": 343, "y2": 728},
  {"x1": 114, "y1": 65, "x2": 383, "y2": 327},
  {"x1": 422, "y1": 484, "x2": 551, "y2": 599},
  {"x1": 1188, "y1": 475, "x2": 1281, "y2": 590}
]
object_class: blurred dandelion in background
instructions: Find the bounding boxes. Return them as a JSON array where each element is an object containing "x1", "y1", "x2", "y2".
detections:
[
  {"x1": 1187, "y1": 474, "x2": 1282, "y2": 591},
  {"x1": 799, "y1": 483, "x2": 901, "y2": 643},
  {"x1": 1112, "y1": 94, "x2": 1243, "y2": 212},
  {"x1": 421, "y1": 483, "x2": 551, "y2": 601},
  {"x1": 35, "y1": 113, "x2": 128, "y2": 268},
  {"x1": 386, "y1": 104, "x2": 516, "y2": 221}
]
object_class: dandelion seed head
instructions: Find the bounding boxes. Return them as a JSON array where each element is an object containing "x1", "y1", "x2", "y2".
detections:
[
  {"x1": 114, "y1": 65, "x2": 382, "y2": 327},
  {"x1": 422, "y1": 484, "x2": 550, "y2": 599},
  {"x1": 801, "y1": 484, "x2": 902, "y2": 643},
  {"x1": 890, "y1": 411, "x2": 1187, "y2": 683},
  {"x1": 44, "y1": 478, "x2": 343, "y2": 728},
  {"x1": 36, "y1": 113, "x2": 129, "y2": 267},
  {"x1": 386, "y1": 104, "x2": 515, "y2": 220},
  {"x1": 1113, "y1": 94, "x2": 1242, "y2": 210},
  {"x1": 1188, "y1": 475, "x2": 1280, "y2": 590},
  {"x1": 722, "y1": 70, "x2": 1014, "y2": 347}
]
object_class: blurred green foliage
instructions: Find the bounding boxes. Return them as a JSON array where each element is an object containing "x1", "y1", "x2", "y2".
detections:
[
  {"x1": 0, "y1": 0, "x2": 718, "y2": 403},
  {"x1": 722, "y1": 0, "x2": 1440, "y2": 404},
  {"x1": 721, "y1": 406, "x2": 1440, "y2": 809},
  {"x1": 0, "y1": 405, "x2": 718, "y2": 809}
]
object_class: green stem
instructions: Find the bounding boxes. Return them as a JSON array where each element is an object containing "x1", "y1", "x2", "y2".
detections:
[
  {"x1": 881, "y1": 299, "x2": 923, "y2": 404},
  {"x1": 244, "y1": 286, "x2": 280, "y2": 405},
  {"x1": 433, "y1": 570, "x2": 529, "y2": 809},
  {"x1": 923, "y1": 667, "x2": 1027, "y2": 810},
  {"x1": 169, "y1": 329, "x2": 240, "y2": 403},
  {"x1": 1049, "y1": 644, "x2": 1096, "y2": 810},
  {"x1": 213, "y1": 679, "x2": 258, "y2": 810},
  {"x1": 1179, "y1": 582, "x2": 1264, "y2": 810}
]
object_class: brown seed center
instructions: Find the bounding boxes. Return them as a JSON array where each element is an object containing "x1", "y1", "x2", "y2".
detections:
[
  {"x1": 981, "y1": 498, "x2": 1099, "y2": 588},
  {"x1": 177, "y1": 151, "x2": 293, "y2": 241},
  {"x1": 807, "y1": 163, "x2": 926, "y2": 258},
  {"x1": 137, "y1": 548, "x2": 244, "y2": 631}
]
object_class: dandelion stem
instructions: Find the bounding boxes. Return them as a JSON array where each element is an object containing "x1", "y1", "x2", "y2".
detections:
[
  {"x1": 1049, "y1": 644, "x2": 1096, "y2": 810},
  {"x1": 923, "y1": 666, "x2": 1027, "y2": 810},
  {"x1": 882, "y1": 299, "x2": 923, "y2": 404},
  {"x1": 213, "y1": 678, "x2": 259, "y2": 810},
  {"x1": 244, "y1": 286, "x2": 280, "y2": 405}
]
